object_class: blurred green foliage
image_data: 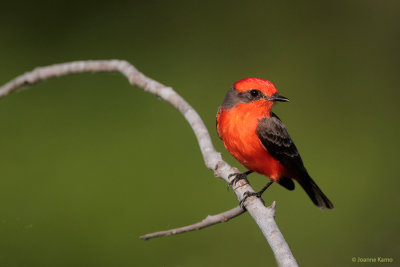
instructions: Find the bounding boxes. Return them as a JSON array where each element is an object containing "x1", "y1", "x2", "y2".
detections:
[{"x1": 0, "y1": 0, "x2": 399, "y2": 266}]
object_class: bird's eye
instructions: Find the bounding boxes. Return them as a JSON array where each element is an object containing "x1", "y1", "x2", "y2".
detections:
[{"x1": 249, "y1": 89, "x2": 260, "y2": 98}]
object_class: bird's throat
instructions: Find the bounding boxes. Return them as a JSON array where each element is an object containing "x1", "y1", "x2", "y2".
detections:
[{"x1": 234, "y1": 101, "x2": 273, "y2": 119}]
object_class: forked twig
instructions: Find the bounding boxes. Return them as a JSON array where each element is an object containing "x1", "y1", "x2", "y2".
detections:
[{"x1": 140, "y1": 206, "x2": 245, "y2": 240}]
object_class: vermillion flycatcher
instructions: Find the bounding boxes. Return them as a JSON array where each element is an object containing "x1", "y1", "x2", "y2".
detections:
[{"x1": 216, "y1": 78, "x2": 333, "y2": 209}]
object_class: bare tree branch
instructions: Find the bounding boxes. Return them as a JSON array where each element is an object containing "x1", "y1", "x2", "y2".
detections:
[
  {"x1": 140, "y1": 205, "x2": 245, "y2": 240},
  {"x1": 0, "y1": 60, "x2": 298, "y2": 267}
]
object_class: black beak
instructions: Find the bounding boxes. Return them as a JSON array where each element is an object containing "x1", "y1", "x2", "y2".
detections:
[{"x1": 268, "y1": 94, "x2": 290, "y2": 102}]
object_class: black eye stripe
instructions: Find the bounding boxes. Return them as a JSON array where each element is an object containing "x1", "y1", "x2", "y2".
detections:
[{"x1": 220, "y1": 88, "x2": 266, "y2": 109}]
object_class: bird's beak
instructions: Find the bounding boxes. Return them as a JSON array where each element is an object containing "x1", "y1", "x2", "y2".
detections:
[{"x1": 268, "y1": 94, "x2": 290, "y2": 102}]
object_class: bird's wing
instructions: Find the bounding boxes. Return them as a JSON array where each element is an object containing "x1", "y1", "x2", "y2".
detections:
[
  {"x1": 256, "y1": 113, "x2": 308, "y2": 178},
  {"x1": 258, "y1": 113, "x2": 334, "y2": 209}
]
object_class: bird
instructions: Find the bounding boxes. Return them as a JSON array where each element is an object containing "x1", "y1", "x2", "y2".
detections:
[{"x1": 216, "y1": 77, "x2": 334, "y2": 209}]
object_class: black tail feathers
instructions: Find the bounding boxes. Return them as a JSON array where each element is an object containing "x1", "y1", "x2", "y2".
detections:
[{"x1": 298, "y1": 175, "x2": 334, "y2": 209}]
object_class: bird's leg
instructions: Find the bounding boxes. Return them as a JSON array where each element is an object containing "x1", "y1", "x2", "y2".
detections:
[
  {"x1": 239, "y1": 179, "x2": 275, "y2": 208},
  {"x1": 227, "y1": 170, "x2": 253, "y2": 190}
]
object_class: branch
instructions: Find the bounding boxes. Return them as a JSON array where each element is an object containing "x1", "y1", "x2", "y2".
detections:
[
  {"x1": 140, "y1": 205, "x2": 245, "y2": 240},
  {"x1": 0, "y1": 60, "x2": 298, "y2": 267}
]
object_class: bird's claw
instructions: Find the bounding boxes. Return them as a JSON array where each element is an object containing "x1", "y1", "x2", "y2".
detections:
[
  {"x1": 227, "y1": 172, "x2": 249, "y2": 191},
  {"x1": 239, "y1": 191, "x2": 265, "y2": 209}
]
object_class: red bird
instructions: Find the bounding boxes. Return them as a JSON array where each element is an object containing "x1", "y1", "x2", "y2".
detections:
[{"x1": 216, "y1": 78, "x2": 333, "y2": 209}]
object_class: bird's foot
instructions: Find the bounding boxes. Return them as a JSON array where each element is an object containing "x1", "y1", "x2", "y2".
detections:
[
  {"x1": 227, "y1": 171, "x2": 252, "y2": 191},
  {"x1": 239, "y1": 179, "x2": 274, "y2": 208},
  {"x1": 239, "y1": 191, "x2": 265, "y2": 208}
]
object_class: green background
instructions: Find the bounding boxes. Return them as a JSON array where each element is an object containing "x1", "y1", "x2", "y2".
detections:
[{"x1": 0, "y1": 1, "x2": 399, "y2": 266}]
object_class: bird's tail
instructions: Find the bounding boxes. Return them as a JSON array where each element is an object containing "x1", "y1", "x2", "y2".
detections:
[{"x1": 297, "y1": 175, "x2": 334, "y2": 209}]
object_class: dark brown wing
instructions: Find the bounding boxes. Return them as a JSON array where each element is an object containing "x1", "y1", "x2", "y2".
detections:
[
  {"x1": 256, "y1": 113, "x2": 308, "y2": 178},
  {"x1": 257, "y1": 113, "x2": 334, "y2": 209}
]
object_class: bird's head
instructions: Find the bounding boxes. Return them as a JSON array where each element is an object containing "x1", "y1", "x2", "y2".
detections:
[{"x1": 220, "y1": 78, "x2": 289, "y2": 110}]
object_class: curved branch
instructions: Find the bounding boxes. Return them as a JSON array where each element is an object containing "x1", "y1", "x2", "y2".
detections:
[
  {"x1": 0, "y1": 60, "x2": 298, "y2": 267},
  {"x1": 140, "y1": 206, "x2": 245, "y2": 240}
]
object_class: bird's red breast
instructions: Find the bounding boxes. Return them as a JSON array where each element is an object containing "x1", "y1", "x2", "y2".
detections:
[{"x1": 217, "y1": 100, "x2": 288, "y2": 180}]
